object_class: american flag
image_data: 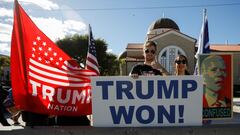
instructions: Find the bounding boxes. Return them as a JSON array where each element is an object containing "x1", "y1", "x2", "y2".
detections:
[
  {"x1": 86, "y1": 24, "x2": 100, "y2": 75},
  {"x1": 194, "y1": 9, "x2": 210, "y2": 75}
]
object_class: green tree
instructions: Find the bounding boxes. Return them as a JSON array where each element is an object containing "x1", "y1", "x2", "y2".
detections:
[
  {"x1": 101, "y1": 53, "x2": 120, "y2": 76},
  {"x1": 0, "y1": 56, "x2": 10, "y2": 67},
  {"x1": 55, "y1": 34, "x2": 119, "y2": 75},
  {"x1": 0, "y1": 56, "x2": 10, "y2": 80}
]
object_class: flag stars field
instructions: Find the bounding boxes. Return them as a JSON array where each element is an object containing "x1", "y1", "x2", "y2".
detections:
[
  {"x1": 42, "y1": 42, "x2": 46, "y2": 46},
  {"x1": 37, "y1": 36, "x2": 41, "y2": 41}
]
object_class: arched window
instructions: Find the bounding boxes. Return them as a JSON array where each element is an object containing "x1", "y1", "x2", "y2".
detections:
[{"x1": 157, "y1": 45, "x2": 186, "y2": 75}]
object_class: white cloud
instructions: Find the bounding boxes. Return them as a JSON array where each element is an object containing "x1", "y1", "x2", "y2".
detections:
[
  {"x1": 0, "y1": 43, "x2": 10, "y2": 56},
  {"x1": 21, "y1": 0, "x2": 59, "y2": 10},
  {"x1": 0, "y1": 8, "x2": 13, "y2": 17},
  {"x1": 0, "y1": 16, "x2": 87, "y2": 55},
  {"x1": 63, "y1": 20, "x2": 87, "y2": 32},
  {"x1": 0, "y1": 23, "x2": 12, "y2": 42},
  {"x1": 31, "y1": 16, "x2": 87, "y2": 41},
  {"x1": 0, "y1": 23, "x2": 12, "y2": 34},
  {"x1": 5, "y1": 18, "x2": 13, "y2": 23},
  {"x1": 3, "y1": 0, "x2": 59, "y2": 10},
  {"x1": 0, "y1": 34, "x2": 11, "y2": 42},
  {"x1": 107, "y1": 49, "x2": 113, "y2": 53},
  {"x1": 0, "y1": 1, "x2": 87, "y2": 55}
]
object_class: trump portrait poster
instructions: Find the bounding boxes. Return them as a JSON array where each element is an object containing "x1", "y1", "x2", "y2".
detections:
[
  {"x1": 91, "y1": 76, "x2": 203, "y2": 127},
  {"x1": 198, "y1": 54, "x2": 233, "y2": 119}
]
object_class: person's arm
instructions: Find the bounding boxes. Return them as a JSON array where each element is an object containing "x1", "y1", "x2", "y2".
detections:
[
  {"x1": 151, "y1": 61, "x2": 170, "y2": 76},
  {"x1": 129, "y1": 65, "x2": 140, "y2": 79}
]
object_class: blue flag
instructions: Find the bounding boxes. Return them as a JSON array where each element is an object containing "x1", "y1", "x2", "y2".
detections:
[{"x1": 194, "y1": 9, "x2": 210, "y2": 75}]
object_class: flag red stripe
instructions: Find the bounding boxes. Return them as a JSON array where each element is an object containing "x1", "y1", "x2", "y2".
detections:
[
  {"x1": 29, "y1": 72, "x2": 90, "y2": 87},
  {"x1": 29, "y1": 69, "x2": 90, "y2": 85},
  {"x1": 86, "y1": 59, "x2": 99, "y2": 72},
  {"x1": 87, "y1": 53, "x2": 98, "y2": 65},
  {"x1": 30, "y1": 58, "x2": 90, "y2": 81},
  {"x1": 29, "y1": 65, "x2": 87, "y2": 82},
  {"x1": 87, "y1": 56, "x2": 98, "y2": 67},
  {"x1": 86, "y1": 66, "x2": 98, "y2": 76}
]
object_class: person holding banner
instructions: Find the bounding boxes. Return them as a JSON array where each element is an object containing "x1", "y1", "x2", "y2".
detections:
[
  {"x1": 201, "y1": 55, "x2": 231, "y2": 107},
  {"x1": 130, "y1": 41, "x2": 168, "y2": 78},
  {"x1": 174, "y1": 55, "x2": 190, "y2": 75}
]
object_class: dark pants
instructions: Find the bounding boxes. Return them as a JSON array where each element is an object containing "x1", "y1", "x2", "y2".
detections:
[
  {"x1": 22, "y1": 111, "x2": 49, "y2": 126},
  {"x1": 0, "y1": 108, "x2": 10, "y2": 126},
  {"x1": 54, "y1": 116, "x2": 90, "y2": 126},
  {"x1": 0, "y1": 87, "x2": 10, "y2": 126}
]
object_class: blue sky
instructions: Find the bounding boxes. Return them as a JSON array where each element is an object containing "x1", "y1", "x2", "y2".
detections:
[{"x1": 1, "y1": 0, "x2": 240, "y2": 56}]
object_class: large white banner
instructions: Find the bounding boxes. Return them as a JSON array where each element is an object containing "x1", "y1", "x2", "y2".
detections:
[{"x1": 91, "y1": 76, "x2": 203, "y2": 127}]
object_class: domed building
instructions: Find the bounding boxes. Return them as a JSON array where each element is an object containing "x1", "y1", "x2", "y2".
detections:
[
  {"x1": 119, "y1": 18, "x2": 196, "y2": 75},
  {"x1": 147, "y1": 17, "x2": 180, "y2": 34},
  {"x1": 119, "y1": 17, "x2": 240, "y2": 95}
]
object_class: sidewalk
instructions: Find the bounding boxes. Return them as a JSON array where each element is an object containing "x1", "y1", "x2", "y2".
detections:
[{"x1": 1, "y1": 98, "x2": 240, "y2": 129}]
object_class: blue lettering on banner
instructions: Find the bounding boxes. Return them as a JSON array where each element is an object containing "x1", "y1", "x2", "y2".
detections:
[
  {"x1": 157, "y1": 80, "x2": 178, "y2": 99},
  {"x1": 116, "y1": 81, "x2": 134, "y2": 99},
  {"x1": 96, "y1": 81, "x2": 113, "y2": 100},
  {"x1": 178, "y1": 105, "x2": 184, "y2": 123},
  {"x1": 96, "y1": 79, "x2": 198, "y2": 100},
  {"x1": 182, "y1": 80, "x2": 197, "y2": 98},
  {"x1": 158, "y1": 105, "x2": 175, "y2": 123},
  {"x1": 136, "y1": 80, "x2": 154, "y2": 99},
  {"x1": 110, "y1": 106, "x2": 134, "y2": 124},
  {"x1": 93, "y1": 77, "x2": 200, "y2": 126},
  {"x1": 109, "y1": 105, "x2": 185, "y2": 124},
  {"x1": 136, "y1": 105, "x2": 154, "y2": 124}
]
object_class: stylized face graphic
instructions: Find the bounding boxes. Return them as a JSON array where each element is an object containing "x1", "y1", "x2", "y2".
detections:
[{"x1": 202, "y1": 56, "x2": 226, "y2": 92}]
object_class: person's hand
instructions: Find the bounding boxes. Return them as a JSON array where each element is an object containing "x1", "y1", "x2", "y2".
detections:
[{"x1": 130, "y1": 73, "x2": 139, "y2": 79}]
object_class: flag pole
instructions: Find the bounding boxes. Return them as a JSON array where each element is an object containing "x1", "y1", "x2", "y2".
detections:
[{"x1": 204, "y1": 8, "x2": 206, "y2": 17}]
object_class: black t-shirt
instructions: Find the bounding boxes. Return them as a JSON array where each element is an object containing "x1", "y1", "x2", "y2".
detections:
[{"x1": 130, "y1": 64, "x2": 162, "y2": 76}]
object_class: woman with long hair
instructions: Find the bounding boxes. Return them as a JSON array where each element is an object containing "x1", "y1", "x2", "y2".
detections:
[{"x1": 174, "y1": 54, "x2": 190, "y2": 75}]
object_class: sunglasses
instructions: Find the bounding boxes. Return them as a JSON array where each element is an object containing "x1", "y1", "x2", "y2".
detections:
[
  {"x1": 144, "y1": 49, "x2": 155, "y2": 54},
  {"x1": 175, "y1": 60, "x2": 186, "y2": 64}
]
